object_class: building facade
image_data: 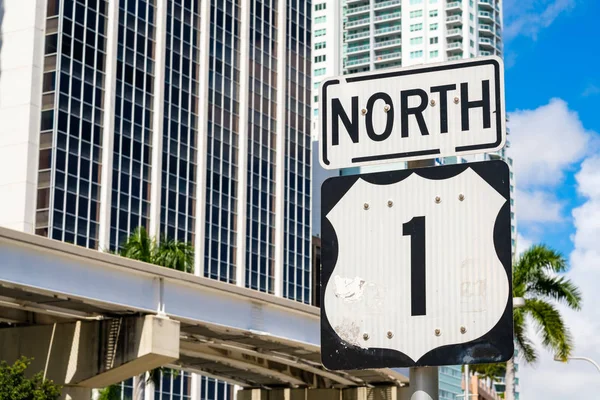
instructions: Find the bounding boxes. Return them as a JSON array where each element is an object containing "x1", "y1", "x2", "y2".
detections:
[
  {"x1": 0, "y1": 0, "x2": 312, "y2": 398},
  {"x1": 311, "y1": 0, "x2": 341, "y2": 140}
]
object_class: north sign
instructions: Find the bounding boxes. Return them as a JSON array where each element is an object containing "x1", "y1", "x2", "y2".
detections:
[
  {"x1": 319, "y1": 56, "x2": 506, "y2": 170},
  {"x1": 320, "y1": 160, "x2": 513, "y2": 369}
]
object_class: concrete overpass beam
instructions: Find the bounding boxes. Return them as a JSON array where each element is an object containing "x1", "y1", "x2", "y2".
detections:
[{"x1": 0, "y1": 315, "x2": 179, "y2": 388}]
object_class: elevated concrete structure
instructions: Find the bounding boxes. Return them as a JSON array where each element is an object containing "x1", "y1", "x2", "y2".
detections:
[
  {"x1": 0, "y1": 315, "x2": 178, "y2": 387},
  {"x1": 0, "y1": 227, "x2": 408, "y2": 391}
]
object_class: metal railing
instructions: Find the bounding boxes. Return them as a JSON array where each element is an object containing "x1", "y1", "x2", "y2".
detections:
[
  {"x1": 375, "y1": 51, "x2": 402, "y2": 61},
  {"x1": 374, "y1": 12, "x2": 401, "y2": 22},
  {"x1": 374, "y1": 38, "x2": 402, "y2": 48},
  {"x1": 346, "y1": 31, "x2": 371, "y2": 40},
  {"x1": 374, "y1": 25, "x2": 402, "y2": 35},
  {"x1": 346, "y1": 18, "x2": 370, "y2": 28},
  {"x1": 447, "y1": 28, "x2": 462, "y2": 35},
  {"x1": 447, "y1": 42, "x2": 462, "y2": 49},
  {"x1": 446, "y1": 15, "x2": 461, "y2": 23},
  {"x1": 345, "y1": 57, "x2": 370, "y2": 66},
  {"x1": 374, "y1": 0, "x2": 401, "y2": 9},
  {"x1": 347, "y1": 44, "x2": 371, "y2": 54},
  {"x1": 346, "y1": 4, "x2": 371, "y2": 15}
]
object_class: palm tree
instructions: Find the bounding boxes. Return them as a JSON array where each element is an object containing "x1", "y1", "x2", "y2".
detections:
[
  {"x1": 117, "y1": 226, "x2": 194, "y2": 400},
  {"x1": 499, "y1": 244, "x2": 582, "y2": 400}
]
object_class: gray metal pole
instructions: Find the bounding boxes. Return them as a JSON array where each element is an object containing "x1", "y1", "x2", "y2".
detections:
[
  {"x1": 464, "y1": 364, "x2": 470, "y2": 400},
  {"x1": 409, "y1": 367, "x2": 439, "y2": 399},
  {"x1": 406, "y1": 158, "x2": 439, "y2": 400}
]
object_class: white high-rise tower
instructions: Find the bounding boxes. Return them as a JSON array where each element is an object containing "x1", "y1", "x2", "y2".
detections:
[{"x1": 310, "y1": 1, "x2": 519, "y2": 399}]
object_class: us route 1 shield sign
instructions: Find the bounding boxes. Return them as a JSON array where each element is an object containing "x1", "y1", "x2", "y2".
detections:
[
  {"x1": 319, "y1": 56, "x2": 506, "y2": 170},
  {"x1": 320, "y1": 160, "x2": 513, "y2": 370}
]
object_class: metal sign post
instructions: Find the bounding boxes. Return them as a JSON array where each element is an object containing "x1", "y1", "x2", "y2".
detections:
[
  {"x1": 406, "y1": 160, "x2": 438, "y2": 400},
  {"x1": 409, "y1": 367, "x2": 439, "y2": 400}
]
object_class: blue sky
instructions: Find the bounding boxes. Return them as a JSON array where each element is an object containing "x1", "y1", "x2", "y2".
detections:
[
  {"x1": 501, "y1": 0, "x2": 600, "y2": 397},
  {"x1": 505, "y1": 0, "x2": 600, "y2": 257}
]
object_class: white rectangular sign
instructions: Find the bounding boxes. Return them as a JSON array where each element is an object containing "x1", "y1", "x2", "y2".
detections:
[{"x1": 319, "y1": 56, "x2": 506, "y2": 170}]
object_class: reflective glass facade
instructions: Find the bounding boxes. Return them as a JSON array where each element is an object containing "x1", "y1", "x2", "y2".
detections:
[
  {"x1": 160, "y1": 0, "x2": 201, "y2": 244},
  {"x1": 246, "y1": 0, "x2": 278, "y2": 293},
  {"x1": 37, "y1": 0, "x2": 108, "y2": 249},
  {"x1": 283, "y1": 0, "x2": 312, "y2": 304},
  {"x1": 203, "y1": 0, "x2": 241, "y2": 283},
  {"x1": 109, "y1": 0, "x2": 156, "y2": 251}
]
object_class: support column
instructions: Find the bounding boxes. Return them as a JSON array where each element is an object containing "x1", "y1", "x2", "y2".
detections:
[
  {"x1": 0, "y1": 315, "x2": 179, "y2": 389},
  {"x1": 193, "y1": 0, "x2": 212, "y2": 278},
  {"x1": 148, "y1": 0, "x2": 169, "y2": 241},
  {"x1": 274, "y1": 0, "x2": 288, "y2": 298},
  {"x1": 235, "y1": 0, "x2": 251, "y2": 289},
  {"x1": 97, "y1": 0, "x2": 121, "y2": 251}
]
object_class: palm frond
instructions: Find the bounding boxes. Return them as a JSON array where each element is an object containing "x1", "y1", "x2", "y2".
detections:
[
  {"x1": 525, "y1": 298, "x2": 573, "y2": 360},
  {"x1": 528, "y1": 275, "x2": 582, "y2": 311},
  {"x1": 155, "y1": 236, "x2": 194, "y2": 273},
  {"x1": 469, "y1": 363, "x2": 506, "y2": 382},
  {"x1": 513, "y1": 308, "x2": 537, "y2": 363},
  {"x1": 514, "y1": 245, "x2": 567, "y2": 288},
  {"x1": 119, "y1": 226, "x2": 155, "y2": 263}
]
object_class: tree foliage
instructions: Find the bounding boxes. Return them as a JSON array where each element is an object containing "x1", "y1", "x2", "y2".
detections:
[
  {"x1": 469, "y1": 245, "x2": 583, "y2": 400},
  {"x1": 119, "y1": 227, "x2": 194, "y2": 273},
  {"x1": 0, "y1": 357, "x2": 62, "y2": 400},
  {"x1": 97, "y1": 385, "x2": 122, "y2": 400},
  {"x1": 512, "y1": 244, "x2": 582, "y2": 363},
  {"x1": 468, "y1": 362, "x2": 506, "y2": 382}
]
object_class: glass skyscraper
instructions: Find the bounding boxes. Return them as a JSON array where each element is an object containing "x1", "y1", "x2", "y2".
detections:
[{"x1": 0, "y1": 0, "x2": 312, "y2": 398}]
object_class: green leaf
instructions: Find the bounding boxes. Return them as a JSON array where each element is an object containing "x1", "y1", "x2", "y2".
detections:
[{"x1": 0, "y1": 357, "x2": 61, "y2": 400}]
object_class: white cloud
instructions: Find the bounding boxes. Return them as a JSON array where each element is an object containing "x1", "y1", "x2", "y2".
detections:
[
  {"x1": 516, "y1": 233, "x2": 533, "y2": 256},
  {"x1": 582, "y1": 84, "x2": 600, "y2": 98},
  {"x1": 518, "y1": 157, "x2": 600, "y2": 398},
  {"x1": 503, "y1": 0, "x2": 575, "y2": 41},
  {"x1": 508, "y1": 98, "x2": 591, "y2": 188},
  {"x1": 515, "y1": 189, "x2": 563, "y2": 223}
]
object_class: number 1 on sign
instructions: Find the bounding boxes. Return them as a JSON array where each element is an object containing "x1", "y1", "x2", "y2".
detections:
[{"x1": 403, "y1": 216, "x2": 426, "y2": 316}]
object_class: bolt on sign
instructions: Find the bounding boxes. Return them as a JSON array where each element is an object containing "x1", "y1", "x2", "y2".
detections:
[
  {"x1": 318, "y1": 56, "x2": 506, "y2": 170},
  {"x1": 320, "y1": 161, "x2": 513, "y2": 369}
]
